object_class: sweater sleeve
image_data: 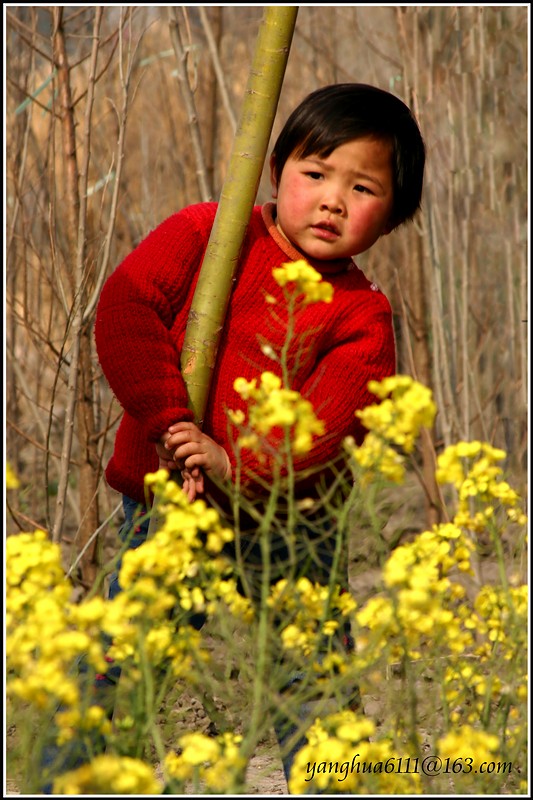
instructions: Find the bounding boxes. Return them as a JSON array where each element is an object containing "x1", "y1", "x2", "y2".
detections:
[{"x1": 94, "y1": 204, "x2": 217, "y2": 442}]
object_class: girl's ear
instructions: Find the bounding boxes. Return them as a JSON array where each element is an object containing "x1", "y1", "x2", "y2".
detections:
[{"x1": 269, "y1": 155, "x2": 278, "y2": 198}]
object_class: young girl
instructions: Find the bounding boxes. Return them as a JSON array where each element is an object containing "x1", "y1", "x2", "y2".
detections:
[
  {"x1": 43, "y1": 83, "x2": 425, "y2": 792},
  {"x1": 95, "y1": 83, "x2": 425, "y2": 517}
]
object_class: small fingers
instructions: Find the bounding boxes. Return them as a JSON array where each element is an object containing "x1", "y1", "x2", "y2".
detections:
[
  {"x1": 182, "y1": 453, "x2": 208, "y2": 473},
  {"x1": 171, "y1": 441, "x2": 207, "y2": 462},
  {"x1": 168, "y1": 421, "x2": 201, "y2": 436},
  {"x1": 165, "y1": 432, "x2": 203, "y2": 454},
  {"x1": 181, "y1": 476, "x2": 196, "y2": 502},
  {"x1": 181, "y1": 468, "x2": 205, "y2": 500}
]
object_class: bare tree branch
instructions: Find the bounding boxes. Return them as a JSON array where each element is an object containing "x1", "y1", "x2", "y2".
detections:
[
  {"x1": 198, "y1": 6, "x2": 237, "y2": 134},
  {"x1": 168, "y1": 5, "x2": 213, "y2": 202},
  {"x1": 83, "y1": 9, "x2": 141, "y2": 323}
]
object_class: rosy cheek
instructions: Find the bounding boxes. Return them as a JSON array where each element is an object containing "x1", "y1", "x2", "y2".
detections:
[
  {"x1": 280, "y1": 185, "x2": 309, "y2": 218},
  {"x1": 289, "y1": 194, "x2": 309, "y2": 215},
  {"x1": 349, "y1": 203, "x2": 388, "y2": 233}
]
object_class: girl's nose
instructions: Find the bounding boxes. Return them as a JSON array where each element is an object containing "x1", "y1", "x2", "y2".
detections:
[{"x1": 319, "y1": 193, "x2": 345, "y2": 215}]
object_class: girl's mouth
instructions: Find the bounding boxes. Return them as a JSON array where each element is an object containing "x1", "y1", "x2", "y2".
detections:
[{"x1": 312, "y1": 221, "x2": 340, "y2": 240}]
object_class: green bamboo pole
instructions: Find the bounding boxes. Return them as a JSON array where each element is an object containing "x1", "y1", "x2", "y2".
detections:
[
  {"x1": 148, "y1": 7, "x2": 298, "y2": 535},
  {"x1": 180, "y1": 6, "x2": 298, "y2": 422}
]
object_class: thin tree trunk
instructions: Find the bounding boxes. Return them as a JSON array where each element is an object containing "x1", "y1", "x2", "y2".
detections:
[
  {"x1": 50, "y1": 9, "x2": 137, "y2": 590},
  {"x1": 51, "y1": 10, "x2": 103, "y2": 593},
  {"x1": 395, "y1": 7, "x2": 443, "y2": 527},
  {"x1": 408, "y1": 228, "x2": 443, "y2": 526},
  {"x1": 51, "y1": 7, "x2": 83, "y2": 544}
]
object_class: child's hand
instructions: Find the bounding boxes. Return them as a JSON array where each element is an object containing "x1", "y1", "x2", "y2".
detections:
[
  {"x1": 161, "y1": 422, "x2": 231, "y2": 491},
  {"x1": 181, "y1": 466, "x2": 205, "y2": 502},
  {"x1": 155, "y1": 437, "x2": 178, "y2": 472},
  {"x1": 155, "y1": 437, "x2": 206, "y2": 502}
]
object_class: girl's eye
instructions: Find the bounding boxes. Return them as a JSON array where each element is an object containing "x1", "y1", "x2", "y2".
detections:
[
  {"x1": 306, "y1": 171, "x2": 323, "y2": 180},
  {"x1": 354, "y1": 184, "x2": 373, "y2": 194}
]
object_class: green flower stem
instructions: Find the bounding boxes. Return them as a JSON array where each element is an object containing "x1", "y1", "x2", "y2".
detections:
[
  {"x1": 280, "y1": 290, "x2": 297, "y2": 566},
  {"x1": 280, "y1": 290, "x2": 296, "y2": 386},
  {"x1": 136, "y1": 633, "x2": 158, "y2": 760},
  {"x1": 149, "y1": 718, "x2": 167, "y2": 783},
  {"x1": 229, "y1": 457, "x2": 252, "y2": 600},
  {"x1": 365, "y1": 480, "x2": 390, "y2": 566},
  {"x1": 390, "y1": 598, "x2": 428, "y2": 790},
  {"x1": 437, "y1": 659, "x2": 452, "y2": 731},
  {"x1": 240, "y1": 471, "x2": 280, "y2": 763},
  {"x1": 283, "y1": 427, "x2": 297, "y2": 573},
  {"x1": 140, "y1": 643, "x2": 154, "y2": 722},
  {"x1": 481, "y1": 667, "x2": 497, "y2": 728},
  {"x1": 326, "y1": 480, "x2": 356, "y2": 601},
  {"x1": 489, "y1": 519, "x2": 510, "y2": 594}
]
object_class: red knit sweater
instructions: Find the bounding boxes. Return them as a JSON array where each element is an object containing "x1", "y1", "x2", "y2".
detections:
[{"x1": 94, "y1": 203, "x2": 396, "y2": 505}]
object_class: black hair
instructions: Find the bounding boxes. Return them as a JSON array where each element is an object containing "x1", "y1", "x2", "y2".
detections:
[{"x1": 271, "y1": 83, "x2": 426, "y2": 230}]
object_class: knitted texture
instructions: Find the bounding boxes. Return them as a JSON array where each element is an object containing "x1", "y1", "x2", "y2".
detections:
[{"x1": 94, "y1": 203, "x2": 396, "y2": 504}]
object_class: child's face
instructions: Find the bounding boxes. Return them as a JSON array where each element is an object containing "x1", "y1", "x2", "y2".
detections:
[{"x1": 270, "y1": 137, "x2": 394, "y2": 262}]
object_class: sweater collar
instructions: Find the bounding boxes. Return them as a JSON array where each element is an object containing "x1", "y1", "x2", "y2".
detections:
[{"x1": 261, "y1": 202, "x2": 354, "y2": 276}]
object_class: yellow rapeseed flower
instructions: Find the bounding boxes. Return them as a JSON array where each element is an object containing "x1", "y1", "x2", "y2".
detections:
[
  {"x1": 437, "y1": 725, "x2": 499, "y2": 765},
  {"x1": 358, "y1": 375, "x2": 436, "y2": 454},
  {"x1": 179, "y1": 732, "x2": 221, "y2": 765},
  {"x1": 232, "y1": 370, "x2": 325, "y2": 455},
  {"x1": 347, "y1": 376, "x2": 436, "y2": 485},
  {"x1": 6, "y1": 529, "x2": 109, "y2": 714},
  {"x1": 272, "y1": 259, "x2": 334, "y2": 304},
  {"x1": 55, "y1": 705, "x2": 112, "y2": 745},
  {"x1": 436, "y1": 442, "x2": 527, "y2": 533},
  {"x1": 165, "y1": 731, "x2": 245, "y2": 791},
  {"x1": 348, "y1": 432, "x2": 406, "y2": 484},
  {"x1": 6, "y1": 462, "x2": 20, "y2": 489},
  {"x1": 53, "y1": 754, "x2": 162, "y2": 794},
  {"x1": 289, "y1": 717, "x2": 421, "y2": 794}
]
